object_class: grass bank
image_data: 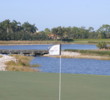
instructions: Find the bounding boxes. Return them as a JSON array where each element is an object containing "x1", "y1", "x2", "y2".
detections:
[
  {"x1": 0, "y1": 40, "x2": 67, "y2": 45},
  {"x1": 6, "y1": 55, "x2": 39, "y2": 72},
  {"x1": 64, "y1": 49, "x2": 110, "y2": 60},
  {"x1": 0, "y1": 39, "x2": 110, "y2": 45},
  {"x1": 65, "y1": 49, "x2": 110, "y2": 56},
  {"x1": 0, "y1": 72, "x2": 110, "y2": 100},
  {"x1": 73, "y1": 39, "x2": 110, "y2": 44}
]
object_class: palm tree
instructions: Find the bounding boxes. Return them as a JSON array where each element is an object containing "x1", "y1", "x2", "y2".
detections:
[
  {"x1": 11, "y1": 20, "x2": 21, "y2": 32},
  {"x1": 2, "y1": 19, "x2": 11, "y2": 33},
  {"x1": 22, "y1": 22, "x2": 37, "y2": 33}
]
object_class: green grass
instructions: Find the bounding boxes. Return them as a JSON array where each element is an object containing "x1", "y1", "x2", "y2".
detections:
[
  {"x1": 0, "y1": 72, "x2": 110, "y2": 100},
  {"x1": 0, "y1": 40, "x2": 67, "y2": 45},
  {"x1": 0, "y1": 39, "x2": 110, "y2": 45},
  {"x1": 73, "y1": 39, "x2": 110, "y2": 44}
]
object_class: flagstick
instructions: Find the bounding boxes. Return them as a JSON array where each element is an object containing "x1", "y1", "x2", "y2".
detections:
[
  {"x1": 49, "y1": 44, "x2": 61, "y2": 100},
  {"x1": 59, "y1": 55, "x2": 62, "y2": 100}
]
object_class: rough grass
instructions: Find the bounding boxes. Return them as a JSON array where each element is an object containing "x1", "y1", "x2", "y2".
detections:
[
  {"x1": 0, "y1": 40, "x2": 66, "y2": 45},
  {"x1": 65, "y1": 49, "x2": 110, "y2": 56},
  {"x1": 74, "y1": 39, "x2": 110, "y2": 44},
  {"x1": 63, "y1": 49, "x2": 110, "y2": 60},
  {"x1": 0, "y1": 72, "x2": 110, "y2": 100},
  {"x1": 0, "y1": 39, "x2": 110, "y2": 45},
  {"x1": 5, "y1": 55, "x2": 39, "y2": 72}
]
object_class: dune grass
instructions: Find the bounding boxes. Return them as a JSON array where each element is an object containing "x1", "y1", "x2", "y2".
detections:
[
  {"x1": 0, "y1": 72, "x2": 110, "y2": 100},
  {"x1": 5, "y1": 55, "x2": 39, "y2": 72}
]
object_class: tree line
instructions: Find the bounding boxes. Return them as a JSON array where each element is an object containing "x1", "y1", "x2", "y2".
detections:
[
  {"x1": 0, "y1": 19, "x2": 110, "y2": 41},
  {"x1": 0, "y1": 19, "x2": 48, "y2": 40}
]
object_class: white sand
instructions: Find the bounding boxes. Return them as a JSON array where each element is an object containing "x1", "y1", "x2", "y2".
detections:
[
  {"x1": 0, "y1": 55, "x2": 16, "y2": 71},
  {"x1": 61, "y1": 51, "x2": 80, "y2": 57},
  {"x1": 44, "y1": 51, "x2": 110, "y2": 60},
  {"x1": 44, "y1": 51, "x2": 81, "y2": 57}
]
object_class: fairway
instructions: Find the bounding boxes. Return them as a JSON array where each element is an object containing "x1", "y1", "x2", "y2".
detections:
[{"x1": 0, "y1": 72, "x2": 110, "y2": 100}]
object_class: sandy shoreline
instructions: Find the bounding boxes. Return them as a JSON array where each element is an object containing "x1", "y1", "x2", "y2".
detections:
[
  {"x1": 0, "y1": 51, "x2": 109, "y2": 71},
  {"x1": 0, "y1": 55, "x2": 16, "y2": 71},
  {"x1": 44, "y1": 51, "x2": 110, "y2": 60}
]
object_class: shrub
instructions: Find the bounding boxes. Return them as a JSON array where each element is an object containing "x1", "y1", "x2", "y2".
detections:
[{"x1": 96, "y1": 42, "x2": 107, "y2": 49}]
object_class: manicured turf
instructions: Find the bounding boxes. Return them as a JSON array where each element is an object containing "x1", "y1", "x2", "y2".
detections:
[{"x1": 0, "y1": 72, "x2": 110, "y2": 100}]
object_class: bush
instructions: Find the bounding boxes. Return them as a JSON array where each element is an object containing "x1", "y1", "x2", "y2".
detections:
[
  {"x1": 96, "y1": 42, "x2": 107, "y2": 49},
  {"x1": 62, "y1": 38, "x2": 73, "y2": 42}
]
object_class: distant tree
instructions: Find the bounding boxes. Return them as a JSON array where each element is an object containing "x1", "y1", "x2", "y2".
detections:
[
  {"x1": 33, "y1": 31, "x2": 49, "y2": 40},
  {"x1": 44, "y1": 28, "x2": 51, "y2": 33},
  {"x1": 2, "y1": 19, "x2": 11, "y2": 33},
  {"x1": 52, "y1": 26, "x2": 64, "y2": 39},
  {"x1": 88, "y1": 27, "x2": 94, "y2": 32},
  {"x1": 97, "y1": 32, "x2": 106, "y2": 39},
  {"x1": 97, "y1": 24, "x2": 110, "y2": 38},
  {"x1": 1, "y1": 19, "x2": 110, "y2": 40},
  {"x1": 22, "y1": 22, "x2": 37, "y2": 33},
  {"x1": 11, "y1": 20, "x2": 21, "y2": 32}
]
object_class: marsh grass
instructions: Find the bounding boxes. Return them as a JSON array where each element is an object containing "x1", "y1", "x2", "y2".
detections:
[
  {"x1": 6, "y1": 55, "x2": 39, "y2": 72},
  {"x1": 64, "y1": 49, "x2": 110, "y2": 60},
  {"x1": 65, "y1": 49, "x2": 110, "y2": 56}
]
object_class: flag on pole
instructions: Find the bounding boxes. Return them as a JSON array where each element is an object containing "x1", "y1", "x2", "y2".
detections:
[
  {"x1": 49, "y1": 44, "x2": 61, "y2": 55},
  {"x1": 49, "y1": 44, "x2": 62, "y2": 100}
]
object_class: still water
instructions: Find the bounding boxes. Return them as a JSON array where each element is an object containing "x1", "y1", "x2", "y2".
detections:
[
  {"x1": 31, "y1": 57, "x2": 110, "y2": 75},
  {"x1": 0, "y1": 44, "x2": 97, "y2": 50},
  {"x1": 0, "y1": 44, "x2": 110, "y2": 75}
]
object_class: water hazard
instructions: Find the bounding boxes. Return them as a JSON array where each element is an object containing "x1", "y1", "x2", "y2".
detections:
[
  {"x1": 31, "y1": 56, "x2": 110, "y2": 75},
  {"x1": 1, "y1": 44, "x2": 110, "y2": 75}
]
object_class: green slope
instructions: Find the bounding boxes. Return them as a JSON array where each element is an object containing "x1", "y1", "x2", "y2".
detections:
[{"x1": 0, "y1": 72, "x2": 110, "y2": 100}]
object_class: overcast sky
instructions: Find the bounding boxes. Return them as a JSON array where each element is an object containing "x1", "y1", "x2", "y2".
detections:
[{"x1": 0, "y1": 0, "x2": 110, "y2": 30}]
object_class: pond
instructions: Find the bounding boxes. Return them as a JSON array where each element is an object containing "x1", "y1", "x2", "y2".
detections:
[
  {"x1": 0, "y1": 44, "x2": 97, "y2": 50},
  {"x1": 31, "y1": 56, "x2": 110, "y2": 75},
  {"x1": 1, "y1": 44, "x2": 109, "y2": 75}
]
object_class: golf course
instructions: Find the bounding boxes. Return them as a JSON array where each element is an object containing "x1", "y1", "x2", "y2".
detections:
[{"x1": 0, "y1": 72, "x2": 110, "y2": 100}]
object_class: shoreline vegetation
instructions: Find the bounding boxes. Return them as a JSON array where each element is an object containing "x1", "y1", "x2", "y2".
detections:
[
  {"x1": 0, "y1": 40, "x2": 110, "y2": 71},
  {"x1": 0, "y1": 54, "x2": 39, "y2": 72},
  {"x1": 0, "y1": 40, "x2": 66, "y2": 45},
  {"x1": 0, "y1": 39, "x2": 110, "y2": 45},
  {"x1": 44, "y1": 50, "x2": 110, "y2": 60}
]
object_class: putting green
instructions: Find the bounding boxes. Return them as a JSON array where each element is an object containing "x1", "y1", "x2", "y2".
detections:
[{"x1": 0, "y1": 72, "x2": 110, "y2": 100}]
